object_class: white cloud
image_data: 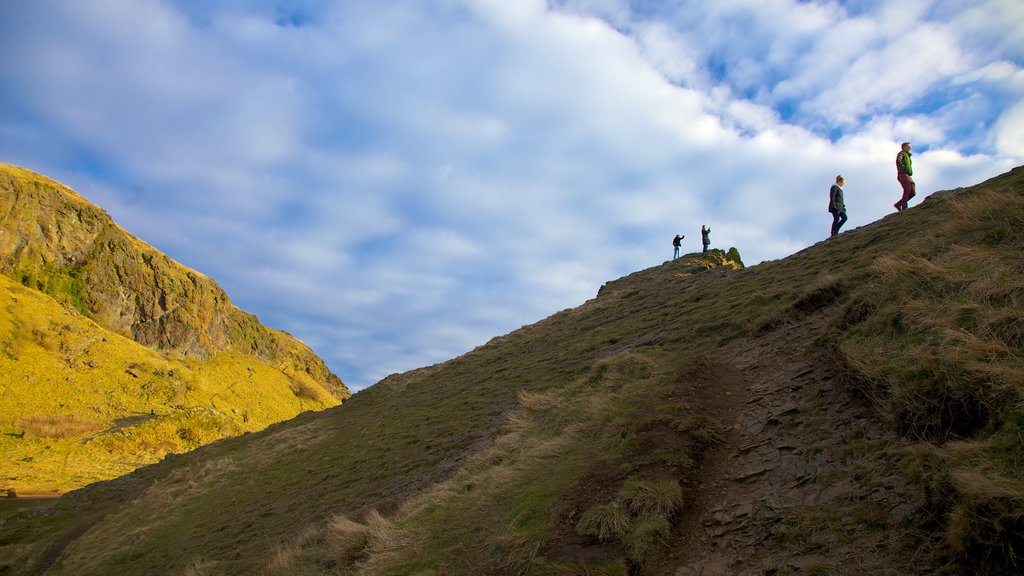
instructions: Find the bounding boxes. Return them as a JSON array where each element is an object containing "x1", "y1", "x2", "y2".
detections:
[
  {"x1": 1, "y1": 0, "x2": 1021, "y2": 390},
  {"x1": 995, "y1": 101, "x2": 1024, "y2": 158}
]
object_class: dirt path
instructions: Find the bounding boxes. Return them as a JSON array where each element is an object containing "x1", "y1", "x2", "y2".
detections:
[{"x1": 663, "y1": 311, "x2": 917, "y2": 575}]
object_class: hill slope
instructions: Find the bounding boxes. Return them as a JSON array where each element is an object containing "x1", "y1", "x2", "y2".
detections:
[
  {"x1": 0, "y1": 166, "x2": 1021, "y2": 575},
  {"x1": 0, "y1": 164, "x2": 349, "y2": 494}
]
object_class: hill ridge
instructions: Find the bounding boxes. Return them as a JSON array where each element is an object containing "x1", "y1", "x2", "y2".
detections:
[
  {"x1": 1, "y1": 165, "x2": 1022, "y2": 575},
  {"x1": 0, "y1": 163, "x2": 349, "y2": 495}
]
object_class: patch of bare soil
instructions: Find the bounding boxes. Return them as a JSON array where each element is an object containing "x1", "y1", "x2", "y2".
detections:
[{"x1": 660, "y1": 311, "x2": 923, "y2": 575}]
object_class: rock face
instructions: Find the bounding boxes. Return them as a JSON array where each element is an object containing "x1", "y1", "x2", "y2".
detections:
[{"x1": 0, "y1": 163, "x2": 346, "y2": 399}]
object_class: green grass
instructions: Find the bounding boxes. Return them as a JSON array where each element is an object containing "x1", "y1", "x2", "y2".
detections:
[
  {"x1": 1, "y1": 166, "x2": 1022, "y2": 575},
  {"x1": 827, "y1": 172, "x2": 1024, "y2": 572},
  {"x1": 0, "y1": 273, "x2": 340, "y2": 494},
  {"x1": 0, "y1": 163, "x2": 347, "y2": 494}
]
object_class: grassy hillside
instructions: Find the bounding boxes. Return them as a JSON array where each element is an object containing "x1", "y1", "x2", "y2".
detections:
[
  {"x1": 0, "y1": 163, "x2": 346, "y2": 396},
  {"x1": 0, "y1": 166, "x2": 1021, "y2": 575},
  {"x1": 0, "y1": 274, "x2": 338, "y2": 494},
  {"x1": 0, "y1": 164, "x2": 348, "y2": 494}
]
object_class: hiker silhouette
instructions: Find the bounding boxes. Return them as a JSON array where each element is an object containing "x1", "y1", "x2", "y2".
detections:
[
  {"x1": 894, "y1": 142, "x2": 916, "y2": 211},
  {"x1": 828, "y1": 175, "x2": 847, "y2": 237}
]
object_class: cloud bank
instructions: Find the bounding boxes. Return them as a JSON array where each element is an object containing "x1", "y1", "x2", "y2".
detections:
[{"x1": 2, "y1": 0, "x2": 1021, "y2": 389}]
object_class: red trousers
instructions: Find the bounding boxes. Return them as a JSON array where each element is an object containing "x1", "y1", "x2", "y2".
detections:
[{"x1": 897, "y1": 173, "x2": 915, "y2": 209}]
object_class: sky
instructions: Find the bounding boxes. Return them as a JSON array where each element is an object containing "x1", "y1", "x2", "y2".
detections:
[{"x1": 1, "y1": 0, "x2": 1022, "y2": 391}]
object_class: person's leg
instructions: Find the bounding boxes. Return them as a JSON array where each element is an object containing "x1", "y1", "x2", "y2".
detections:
[
  {"x1": 837, "y1": 211, "x2": 848, "y2": 234},
  {"x1": 831, "y1": 212, "x2": 841, "y2": 236},
  {"x1": 898, "y1": 173, "x2": 915, "y2": 210},
  {"x1": 905, "y1": 176, "x2": 916, "y2": 207}
]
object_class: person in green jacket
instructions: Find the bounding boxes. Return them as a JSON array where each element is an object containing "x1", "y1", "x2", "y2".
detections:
[{"x1": 894, "y1": 142, "x2": 915, "y2": 211}]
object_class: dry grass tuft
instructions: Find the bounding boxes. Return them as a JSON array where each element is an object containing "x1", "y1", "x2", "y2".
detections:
[
  {"x1": 828, "y1": 176, "x2": 1024, "y2": 571},
  {"x1": 576, "y1": 503, "x2": 631, "y2": 541},
  {"x1": 949, "y1": 188, "x2": 1024, "y2": 248},
  {"x1": 623, "y1": 512, "x2": 672, "y2": 566},
  {"x1": 181, "y1": 558, "x2": 218, "y2": 576},
  {"x1": 619, "y1": 478, "x2": 684, "y2": 518},
  {"x1": 324, "y1": 509, "x2": 396, "y2": 568},
  {"x1": 588, "y1": 352, "x2": 658, "y2": 389},
  {"x1": 673, "y1": 414, "x2": 724, "y2": 451},
  {"x1": 946, "y1": 470, "x2": 1024, "y2": 573},
  {"x1": 17, "y1": 414, "x2": 102, "y2": 439},
  {"x1": 494, "y1": 533, "x2": 543, "y2": 576},
  {"x1": 518, "y1": 390, "x2": 560, "y2": 413},
  {"x1": 325, "y1": 515, "x2": 372, "y2": 564}
]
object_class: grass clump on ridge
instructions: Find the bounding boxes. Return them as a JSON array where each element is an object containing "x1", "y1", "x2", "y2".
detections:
[
  {"x1": 576, "y1": 503, "x2": 631, "y2": 541},
  {"x1": 831, "y1": 175, "x2": 1024, "y2": 574}
]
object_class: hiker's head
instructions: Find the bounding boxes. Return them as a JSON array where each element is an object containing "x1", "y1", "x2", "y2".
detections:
[
  {"x1": 836, "y1": 175, "x2": 844, "y2": 185},
  {"x1": 902, "y1": 142, "x2": 912, "y2": 152}
]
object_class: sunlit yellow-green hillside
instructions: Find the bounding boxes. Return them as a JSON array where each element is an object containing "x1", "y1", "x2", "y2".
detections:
[
  {"x1": 1, "y1": 165, "x2": 1021, "y2": 575},
  {"x1": 0, "y1": 164, "x2": 348, "y2": 494}
]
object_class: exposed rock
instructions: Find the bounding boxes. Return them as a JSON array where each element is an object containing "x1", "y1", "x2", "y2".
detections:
[{"x1": 0, "y1": 163, "x2": 346, "y2": 400}]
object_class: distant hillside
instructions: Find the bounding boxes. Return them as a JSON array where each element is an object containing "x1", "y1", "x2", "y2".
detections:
[
  {"x1": 0, "y1": 164, "x2": 349, "y2": 494},
  {"x1": 0, "y1": 166, "x2": 1021, "y2": 575}
]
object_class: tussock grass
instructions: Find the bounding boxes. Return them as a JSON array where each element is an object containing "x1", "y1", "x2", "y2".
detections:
[
  {"x1": 949, "y1": 188, "x2": 1024, "y2": 248},
  {"x1": 324, "y1": 509, "x2": 395, "y2": 568},
  {"x1": 945, "y1": 470, "x2": 1024, "y2": 573},
  {"x1": 576, "y1": 503, "x2": 630, "y2": 541},
  {"x1": 831, "y1": 174, "x2": 1024, "y2": 572},
  {"x1": 673, "y1": 414, "x2": 724, "y2": 452},
  {"x1": 17, "y1": 414, "x2": 102, "y2": 439},
  {"x1": 493, "y1": 533, "x2": 543, "y2": 576},
  {"x1": 619, "y1": 477, "x2": 684, "y2": 518},
  {"x1": 572, "y1": 476, "x2": 683, "y2": 568},
  {"x1": 588, "y1": 352, "x2": 658, "y2": 389},
  {"x1": 623, "y1": 513, "x2": 672, "y2": 567},
  {"x1": 325, "y1": 515, "x2": 372, "y2": 563}
]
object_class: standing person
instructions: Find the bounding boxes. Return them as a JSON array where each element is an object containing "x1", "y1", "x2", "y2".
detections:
[
  {"x1": 672, "y1": 234, "x2": 684, "y2": 260},
  {"x1": 894, "y1": 142, "x2": 915, "y2": 211},
  {"x1": 701, "y1": 225, "x2": 711, "y2": 253},
  {"x1": 829, "y1": 175, "x2": 848, "y2": 237}
]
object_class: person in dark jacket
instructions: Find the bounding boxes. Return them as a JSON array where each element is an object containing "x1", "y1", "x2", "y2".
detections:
[
  {"x1": 701, "y1": 225, "x2": 711, "y2": 253},
  {"x1": 672, "y1": 234, "x2": 684, "y2": 259},
  {"x1": 894, "y1": 142, "x2": 915, "y2": 211},
  {"x1": 828, "y1": 175, "x2": 847, "y2": 237}
]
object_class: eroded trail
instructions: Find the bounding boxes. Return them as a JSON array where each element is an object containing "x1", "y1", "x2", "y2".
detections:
[{"x1": 665, "y1": 312, "x2": 918, "y2": 575}]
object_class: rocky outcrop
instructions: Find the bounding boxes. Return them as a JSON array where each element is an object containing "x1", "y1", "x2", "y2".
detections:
[{"x1": 0, "y1": 163, "x2": 347, "y2": 400}]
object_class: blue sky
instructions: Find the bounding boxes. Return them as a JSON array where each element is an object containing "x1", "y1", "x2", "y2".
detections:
[{"x1": 2, "y1": 0, "x2": 1022, "y2": 391}]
